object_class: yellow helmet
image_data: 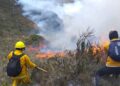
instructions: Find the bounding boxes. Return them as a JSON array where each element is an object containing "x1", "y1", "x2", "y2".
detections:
[{"x1": 15, "y1": 41, "x2": 26, "y2": 49}]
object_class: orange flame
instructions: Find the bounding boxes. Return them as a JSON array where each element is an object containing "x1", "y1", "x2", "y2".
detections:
[
  {"x1": 92, "y1": 44, "x2": 101, "y2": 55},
  {"x1": 36, "y1": 51, "x2": 65, "y2": 59},
  {"x1": 28, "y1": 43, "x2": 65, "y2": 59},
  {"x1": 91, "y1": 40, "x2": 110, "y2": 55},
  {"x1": 28, "y1": 39, "x2": 110, "y2": 59}
]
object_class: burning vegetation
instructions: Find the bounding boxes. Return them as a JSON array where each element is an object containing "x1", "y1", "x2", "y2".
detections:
[
  {"x1": 1, "y1": 29, "x2": 119, "y2": 86},
  {"x1": 1, "y1": 0, "x2": 120, "y2": 86},
  {"x1": 36, "y1": 51, "x2": 65, "y2": 59},
  {"x1": 27, "y1": 29, "x2": 108, "y2": 61},
  {"x1": 30, "y1": 30, "x2": 118, "y2": 86}
]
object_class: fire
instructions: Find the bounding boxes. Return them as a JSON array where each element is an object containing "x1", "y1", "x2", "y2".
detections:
[
  {"x1": 102, "y1": 40, "x2": 110, "y2": 48},
  {"x1": 92, "y1": 44, "x2": 101, "y2": 55},
  {"x1": 91, "y1": 40, "x2": 110, "y2": 55},
  {"x1": 27, "y1": 43, "x2": 65, "y2": 59},
  {"x1": 36, "y1": 51, "x2": 65, "y2": 59},
  {"x1": 28, "y1": 39, "x2": 110, "y2": 58},
  {"x1": 28, "y1": 43, "x2": 47, "y2": 52},
  {"x1": 28, "y1": 46, "x2": 40, "y2": 51}
]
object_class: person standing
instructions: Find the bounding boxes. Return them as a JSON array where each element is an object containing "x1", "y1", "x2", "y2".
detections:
[{"x1": 7, "y1": 41, "x2": 37, "y2": 86}]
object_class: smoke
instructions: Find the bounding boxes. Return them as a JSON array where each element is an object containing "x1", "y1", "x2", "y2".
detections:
[{"x1": 16, "y1": 0, "x2": 120, "y2": 50}]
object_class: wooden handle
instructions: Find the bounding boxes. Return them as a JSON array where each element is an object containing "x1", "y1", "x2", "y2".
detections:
[{"x1": 37, "y1": 67, "x2": 48, "y2": 73}]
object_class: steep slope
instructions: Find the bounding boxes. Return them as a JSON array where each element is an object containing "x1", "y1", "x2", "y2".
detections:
[
  {"x1": 0, "y1": 0, "x2": 39, "y2": 85},
  {"x1": 0, "y1": 0, "x2": 37, "y2": 56},
  {"x1": 0, "y1": 0, "x2": 34, "y2": 36}
]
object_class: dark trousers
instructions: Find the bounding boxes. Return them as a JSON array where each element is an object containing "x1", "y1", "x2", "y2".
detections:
[{"x1": 95, "y1": 67, "x2": 120, "y2": 86}]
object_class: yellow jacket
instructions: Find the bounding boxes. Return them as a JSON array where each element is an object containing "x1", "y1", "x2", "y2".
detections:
[
  {"x1": 104, "y1": 39, "x2": 120, "y2": 67},
  {"x1": 8, "y1": 50, "x2": 37, "y2": 83}
]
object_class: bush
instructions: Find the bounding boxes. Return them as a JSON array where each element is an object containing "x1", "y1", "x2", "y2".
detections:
[{"x1": 25, "y1": 34, "x2": 45, "y2": 46}]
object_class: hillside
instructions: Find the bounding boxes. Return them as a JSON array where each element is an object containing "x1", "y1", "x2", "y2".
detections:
[
  {"x1": 0, "y1": 0, "x2": 39, "y2": 85},
  {"x1": 0, "y1": 0, "x2": 37, "y2": 55},
  {"x1": 0, "y1": 0, "x2": 120, "y2": 86},
  {"x1": 0, "y1": 0, "x2": 34, "y2": 35}
]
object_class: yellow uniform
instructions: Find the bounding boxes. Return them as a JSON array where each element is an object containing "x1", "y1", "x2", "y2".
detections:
[
  {"x1": 104, "y1": 38, "x2": 120, "y2": 67},
  {"x1": 8, "y1": 50, "x2": 37, "y2": 86}
]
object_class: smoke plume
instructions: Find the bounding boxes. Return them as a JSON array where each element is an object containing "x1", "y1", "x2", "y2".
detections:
[{"x1": 16, "y1": 0, "x2": 120, "y2": 50}]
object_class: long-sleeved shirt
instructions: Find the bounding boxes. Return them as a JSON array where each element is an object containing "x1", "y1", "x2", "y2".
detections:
[{"x1": 8, "y1": 50, "x2": 37, "y2": 81}]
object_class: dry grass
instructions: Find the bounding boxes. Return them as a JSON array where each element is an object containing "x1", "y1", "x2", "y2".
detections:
[
  {"x1": 0, "y1": 0, "x2": 120, "y2": 86},
  {"x1": 30, "y1": 50, "x2": 120, "y2": 86}
]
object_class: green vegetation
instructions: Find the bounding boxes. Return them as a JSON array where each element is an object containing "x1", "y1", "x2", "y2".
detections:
[{"x1": 25, "y1": 34, "x2": 44, "y2": 46}]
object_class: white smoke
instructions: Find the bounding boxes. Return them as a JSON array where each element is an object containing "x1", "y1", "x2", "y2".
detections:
[{"x1": 17, "y1": 0, "x2": 120, "y2": 50}]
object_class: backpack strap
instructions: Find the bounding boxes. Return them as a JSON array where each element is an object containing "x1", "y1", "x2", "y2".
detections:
[
  {"x1": 18, "y1": 53, "x2": 25, "y2": 58},
  {"x1": 12, "y1": 51, "x2": 25, "y2": 59}
]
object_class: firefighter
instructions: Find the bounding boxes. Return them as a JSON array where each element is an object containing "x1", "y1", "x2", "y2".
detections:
[
  {"x1": 94, "y1": 30, "x2": 120, "y2": 86},
  {"x1": 7, "y1": 41, "x2": 37, "y2": 86}
]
